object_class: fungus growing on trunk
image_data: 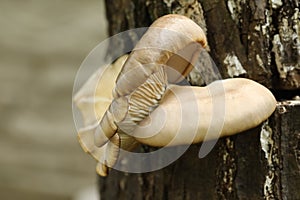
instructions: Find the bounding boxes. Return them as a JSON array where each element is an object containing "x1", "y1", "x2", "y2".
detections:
[{"x1": 74, "y1": 14, "x2": 277, "y2": 176}]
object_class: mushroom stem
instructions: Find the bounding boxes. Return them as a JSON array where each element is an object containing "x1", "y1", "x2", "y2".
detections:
[{"x1": 133, "y1": 78, "x2": 277, "y2": 147}]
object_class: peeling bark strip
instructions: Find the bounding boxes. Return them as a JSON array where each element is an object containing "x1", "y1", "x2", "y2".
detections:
[
  {"x1": 272, "y1": 7, "x2": 300, "y2": 89},
  {"x1": 101, "y1": 0, "x2": 300, "y2": 199},
  {"x1": 260, "y1": 120, "x2": 281, "y2": 199},
  {"x1": 216, "y1": 137, "x2": 238, "y2": 199},
  {"x1": 223, "y1": 53, "x2": 247, "y2": 77}
]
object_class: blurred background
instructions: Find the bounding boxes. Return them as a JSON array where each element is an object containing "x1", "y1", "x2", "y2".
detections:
[{"x1": 0, "y1": 0, "x2": 107, "y2": 199}]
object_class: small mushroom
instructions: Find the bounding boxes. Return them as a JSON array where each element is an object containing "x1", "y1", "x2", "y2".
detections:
[{"x1": 74, "y1": 14, "x2": 277, "y2": 176}]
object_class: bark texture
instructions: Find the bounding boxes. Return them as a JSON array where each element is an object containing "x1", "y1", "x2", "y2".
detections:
[
  {"x1": 100, "y1": 0, "x2": 300, "y2": 199},
  {"x1": 105, "y1": 0, "x2": 300, "y2": 90},
  {"x1": 99, "y1": 102, "x2": 300, "y2": 199}
]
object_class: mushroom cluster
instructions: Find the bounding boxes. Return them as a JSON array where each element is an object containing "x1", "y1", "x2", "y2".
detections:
[{"x1": 74, "y1": 14, "x2": 277, "y2": 176}]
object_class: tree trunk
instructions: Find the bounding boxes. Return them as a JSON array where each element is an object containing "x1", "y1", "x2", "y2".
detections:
[{"x1": 100, "y1": 0, "x2": 300, "y2": 199}]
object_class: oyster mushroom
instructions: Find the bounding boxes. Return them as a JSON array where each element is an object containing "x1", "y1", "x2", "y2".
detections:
[
  {"x1": 74, "y1": 14, "x2": 277, "y2": 176},
  {"x1": 94, "y1": 14, "x2": 208, "y2": 147}
]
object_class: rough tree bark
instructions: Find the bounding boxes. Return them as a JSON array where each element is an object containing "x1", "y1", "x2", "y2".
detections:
[{"x1": 100, "y1": 0, "x2": 300, "y2": 199}]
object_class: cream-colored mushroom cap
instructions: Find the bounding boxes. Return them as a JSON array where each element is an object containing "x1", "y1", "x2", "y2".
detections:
[{"x1": 133, "y1": 78, "x2": 277, "y2": 147}]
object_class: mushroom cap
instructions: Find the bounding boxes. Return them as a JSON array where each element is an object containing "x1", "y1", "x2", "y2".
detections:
[
  {"x1": 133, "y1": 78, "x2": 277, "y2": 147},
  {"x1": 106, "y1": 14, "x2": 208, "y2": 138},
  {"x1": 113, "y1": 14, "x2": 207, "y2": 98},
  {"x1": 74, "y1": 55, "x2": 128, "y2": 161}
]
